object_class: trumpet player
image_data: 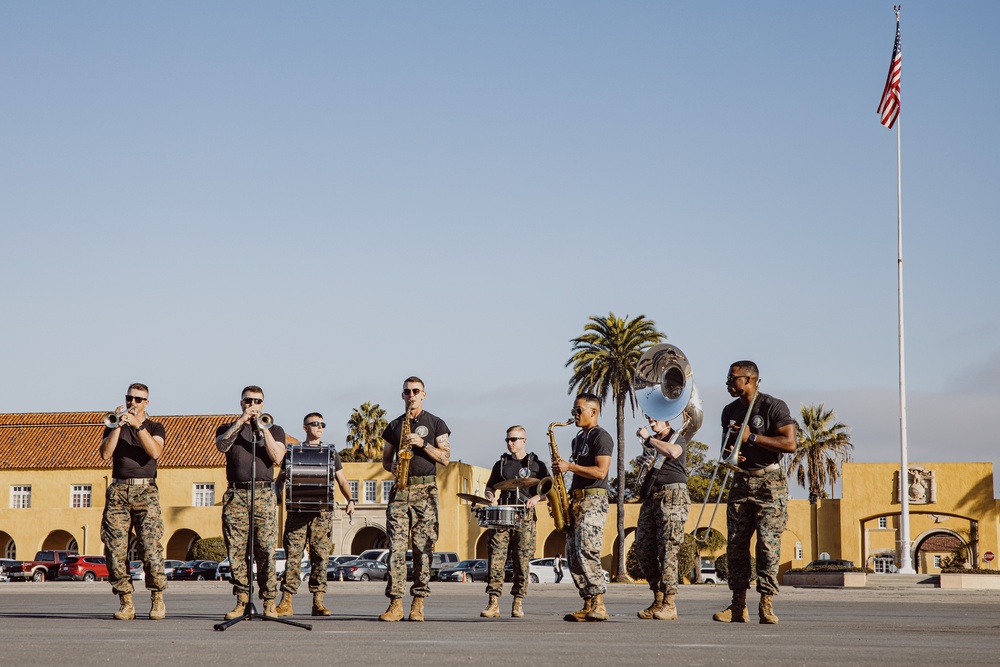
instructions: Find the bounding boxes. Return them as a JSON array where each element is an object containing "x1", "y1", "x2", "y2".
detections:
[
  {"x1": 379, "y1": 377, "x2": 451, "y2": 622},
  {"x1": 215, "y1": 385, "x2": 287, "y2": 620},
  {"x1": 712, "y1": 362, "x2": 796, "y2": 625},
  {"x1": 634, "y1": 415, "x2": 689, "y2": 620},
  {"x1": 99, "y1": 383, "x2": 167, "y2": 621}
]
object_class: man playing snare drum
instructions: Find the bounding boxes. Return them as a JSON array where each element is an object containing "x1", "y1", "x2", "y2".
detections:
[
  {"x1": 275, "y1": 413, "x2": 354, "y2": 617},
  {"x1": 480, "y1": 425, "x2": 549, "y2": 619}
]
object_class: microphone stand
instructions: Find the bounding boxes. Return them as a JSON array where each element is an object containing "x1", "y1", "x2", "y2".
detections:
[{"x1": 214, "y1": 420, "x2": 311, "y2": 631}]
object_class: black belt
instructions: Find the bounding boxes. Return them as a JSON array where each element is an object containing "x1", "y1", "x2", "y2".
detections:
[{"x1": 229, "y1": 481, "x2": 273, "y2": 489}]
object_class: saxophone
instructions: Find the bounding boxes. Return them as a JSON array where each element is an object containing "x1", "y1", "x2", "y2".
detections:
[
  {"x1": 394, "y1": 400, "x2": 414, "y2": 491},
  {"x1": 537, "y1": 419, "x2": 573, "y2": 534}
]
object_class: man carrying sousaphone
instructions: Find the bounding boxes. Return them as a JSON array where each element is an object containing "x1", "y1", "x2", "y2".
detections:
[
  {"x1": 480, "y1": 425, "x2": 549, "y2": 619},
  {"x1": 379, "y1": 376, "x2": 451, "y2": 622}
]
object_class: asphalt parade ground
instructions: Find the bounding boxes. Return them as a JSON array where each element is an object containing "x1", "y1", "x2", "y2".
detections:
[{"x1": 1, "y1": 580, "x2": 997, "y2": 666}]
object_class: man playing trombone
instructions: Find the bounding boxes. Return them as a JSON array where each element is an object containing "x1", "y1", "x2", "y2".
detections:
[
  {"x1": 713, "y1": 361, "x2": 796, "y2": 625},
  {"x1": 99, "y1": 383, "x2": 167, "y2": 621}
]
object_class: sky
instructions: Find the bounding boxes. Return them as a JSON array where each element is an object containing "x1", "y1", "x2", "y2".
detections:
[{"x1": 2, "y1": 1, "x2": 998, "y2": 498}]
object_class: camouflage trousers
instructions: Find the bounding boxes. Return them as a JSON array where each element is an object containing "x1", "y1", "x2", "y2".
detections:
[
  {"x1": 726, "y1": 467, "x2": 789, "y2": 595},
  {"x1": 566, "y1": 494, "x2": 608, "y2": 598},
  {"x1": 486, "y1": 508, "x2": 537, "y2": 598},
  {"x1": 281, "y1": 509, "x2": 333, "y2": 595},
  {"x1": 101, "y1": 482, "x2": 167, "y2": 595},
  {"x1": 385, "y1": 483, "x2": 439, "y2": 599},
  {"x1": 635, "y1": 485, "x2": 690, "y2": 596},
  {"x1": 222, "y1": 487, "x2": 279, "y2": 600}
]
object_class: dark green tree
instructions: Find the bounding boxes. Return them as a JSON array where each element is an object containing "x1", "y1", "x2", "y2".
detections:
[
  {"x1": 345, "y1": 401, "x2": 388, "y2": 463},
  {"x1": 786, "y1": 403, "x2": 853, "y2": 503}
]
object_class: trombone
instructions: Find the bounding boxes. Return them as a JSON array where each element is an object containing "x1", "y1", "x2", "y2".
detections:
[{"x1": 692, "y1": 383, "x2": 760, "y2": 543}]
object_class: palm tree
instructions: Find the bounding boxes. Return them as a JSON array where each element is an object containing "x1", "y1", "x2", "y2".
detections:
[
  {"x1": 566, "y1": 313, "x2": 664, "y2": 582},
  {"x1": 345, "y1": 401, "x2": 388, "y2": 462}
]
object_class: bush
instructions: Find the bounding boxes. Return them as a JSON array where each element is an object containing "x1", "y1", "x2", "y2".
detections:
[
  {"x1": 714, "y1": 553, "x2": 757, "y2": 582},
  {"x1": 190, "y1": 537, "x2": 227, "y2": 562},
  {"x1": 785, "y1": 564, "x2": 871, "y2": 574},
  {"x1": 941, "y1": 567, "x2": 1000, "y2": 575},
  {"x1": 625, "y1": 543, "x2": 644, "y2": 581}
]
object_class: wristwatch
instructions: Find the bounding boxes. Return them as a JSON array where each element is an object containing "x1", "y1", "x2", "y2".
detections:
[
  {"x1": 747, "y1": 433, "x2": 756, "y2": 444},
  {"x1": 137, "y1": 424, "x2": 146, "y2": 432}
]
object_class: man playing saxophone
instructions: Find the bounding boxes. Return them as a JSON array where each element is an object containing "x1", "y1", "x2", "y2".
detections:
[
  {"x1": 480, "y1": 425, "x2": 549, "y2": 619},
  {"x1": 553, "y1": 393, "x2": 613, "y2": 622},
  {"x1": 634, "y1": 415, "x2": 689, "y2": 620},
  {"x1": 379, "y1": 376, "x2": 451, "y2": 622}
]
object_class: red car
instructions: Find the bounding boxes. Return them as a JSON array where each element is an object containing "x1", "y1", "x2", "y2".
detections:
[{"x1": 57, "y1": 555, "x2": 108, "y2": 582}]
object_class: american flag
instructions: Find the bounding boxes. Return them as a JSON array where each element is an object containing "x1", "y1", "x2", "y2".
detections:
[{"x1": 878, "y1": 19, "x2": 901, "y2": 129}]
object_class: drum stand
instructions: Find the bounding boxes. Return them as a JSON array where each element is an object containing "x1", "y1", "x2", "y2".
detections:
[{"x1": 214, "y1": 424, "x2": 312, "y2": 632}]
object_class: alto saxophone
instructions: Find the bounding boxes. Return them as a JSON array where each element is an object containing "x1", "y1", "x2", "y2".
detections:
[
  {"x1": 395, "y1": 400, "x2": 414, "y2": 491},
  {"x1": 537, "y1": 419, "x2": 573, "y2": 534}
]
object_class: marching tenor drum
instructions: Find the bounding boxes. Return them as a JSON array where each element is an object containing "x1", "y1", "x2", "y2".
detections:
[
  {"x1": 284, "y1": 444, "x2": 336, "y2": 512},
  {"x1": 475, "y1": 505, "x2": 526, "y2": 529}
]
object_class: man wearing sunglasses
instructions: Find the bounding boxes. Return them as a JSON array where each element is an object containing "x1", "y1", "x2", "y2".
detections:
[
  {"x1": 553, "y1": 393, "x2": 613, "y2": 622},
  {"x1": 713, "y1": 361, "x2": 796, "y2": 625},
  {"x1": 216, "y1": 385, "x2": 287, "y2": 620},
  {"x1": 480, "y1": 425, "x2": 549, "y2": 619},
  {"x1": 99, "y1": 383, "x2": 167, "y2": 621},
  {"x1": 378, "y1": 376, "x2": 451, "y2": 622},
  {"x1": 275, "y1": 413, "x2": 355, "y2": 617}
]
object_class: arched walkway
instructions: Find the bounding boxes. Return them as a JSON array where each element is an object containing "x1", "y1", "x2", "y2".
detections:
[
  {"x1": 611, "y1": 526, "x2": 637, "y2": 579},
  {"x1": 913, "y1": 529, "x2": 967, "y2": 573},
  {"x1": 42, "y1": 530, "x2": 76, "y2": 551},
  {"x1": 349, "y1": 526, "x2": 388, "y2": 553},
  {"x1": 167, "y1": 529, "x2": 201, "y2": 560},
  {"x1": 475, "y1": 531, "x2": 489, "y2": 558},
  {"x1": 1, "y1": 531, "x2": 16, "y2": 559},
  {"x1": 542, "y1": 531, "x2": 566, "y2": 558}
]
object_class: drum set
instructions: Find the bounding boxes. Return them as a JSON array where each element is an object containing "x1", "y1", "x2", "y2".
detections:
[
  {"x1": 458, "y1": 477, "x2": 540, "y2": 530},
  {"x1": 284, "y1": 444, "x2": 338, "y2": 512}
]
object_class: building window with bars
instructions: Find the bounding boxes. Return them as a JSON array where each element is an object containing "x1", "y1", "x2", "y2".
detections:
[
  {"x1": 795, "y1": 541, "x2": 803, "y2": 560},
  {"x1": 382, "y1": 480, "x2": 394, "y2": 503},
  {"x1": 878, "y1": 516, "x2": 888, "y2": 529},
  {"x1": 11, "y1": 485, "x2": 31, "y2": 509},
  {"x1": 71, "y1": 485, "x2": 92, "y2": 508},
  {"x1": 193, "y1": 483, "x2": 215, "y2": 507},
  {"x1": 349, "y1": 481, "x2": 359, "y2": 504},
  {"x1": 364, "y1": 481, "x2": 377, "y2": 504}
]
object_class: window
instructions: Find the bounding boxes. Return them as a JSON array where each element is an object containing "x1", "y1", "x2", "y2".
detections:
[
  {"x1": 11, "y1": 486, "x2": 31, "y2": 509},
  {"x1": 382, "y1": 480, "x2": 394, "y2": 503},
  {"x1": 4, "y1": 541, "x2": 15, "y2": 559},
  {"x1": 71, "y1": 485, "x2": 92, "y2": 508},
  {"x1": 67, "y1": 538, "x2": 78, "y2": 551},
  {"x1": 873, "y1": 555, "x2": 894, "y2": 574},
  {"x1": 193, "y1": 483, "x2": 215, "y2": 507},
  {"x1": 878, "y1": 517, "x2": 888, "y2": 529},
  {"x1": 933, "y1": 555, "x2": 942, "y2": 568},
  {"x1": 364, "y1": 481, "x2": 377, "y2": 504},
  {"x1": 795, "y1": 541, "x2": 803, "y2": 560},
  {"x1": 348, "y1": 481, "x2": 359, "y2": 504}
]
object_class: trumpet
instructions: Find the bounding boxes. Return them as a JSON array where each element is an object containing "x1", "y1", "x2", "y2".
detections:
[
  {"x1": 103, "y1": 407, "x2": 135, "y2": 429},
  {"x1": 251, "y1": 413, "x2": 274, "y2": 430}
]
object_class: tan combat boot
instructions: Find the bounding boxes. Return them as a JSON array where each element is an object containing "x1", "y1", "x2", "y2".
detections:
[
  {"x1": 637, "y1": 591, "x2": 664, "y2": 619},
  {"x1": 480, "y1": 594, "x2": 500, "y2": 618},
  {"x1": 563, "y1": 596, "x2": 593, "y2": 622},
  {"x1": 511, "y1": 597, "x2": 524, "y2": 618},
  {"x1": 224, "y1": 592, "x2": 249, "y2": 620},
  {"x1": 759, "y1": 593, "x2": 779, "y2": 624},
  {"x1": 653, "y1": 593, "x2": 677, "y2": 620},
  {"x1": 585, "y1": 593, "x2": 608, "y2": 621},
  {"x1": 712, "y1": 589, "x2": 749, "y2": 623},
  {"x1": 275, "y1": 592, "x2": 294, "y2": 617},
  {"x1": 113, "y1": 593, "x2": 135, "y2": 620},
  {"x1": 312, "y1": 592, "x2": 331, "y2": 617},
  {"x1": 262, "y1": 599, "x2": 278, "y2": 618},
  {"x1": 379, "y1": 598, "x2": 404, "y2": 622},
  {"x1": 408, "y1": 597, "x2": 425, "y2": 622},
  {"x1": 149, "y1": 591, "x2": 166, "y2": 620}
]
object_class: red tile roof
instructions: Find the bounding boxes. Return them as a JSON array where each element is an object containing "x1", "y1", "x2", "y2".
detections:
[{"x1": 0, "y1": 412, "x2": 299, "y2": 470}]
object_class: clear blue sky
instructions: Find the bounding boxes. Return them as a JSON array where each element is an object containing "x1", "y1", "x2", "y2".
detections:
[{"x1": 2, "y1": 1, "x2": 997, "y2": 497}]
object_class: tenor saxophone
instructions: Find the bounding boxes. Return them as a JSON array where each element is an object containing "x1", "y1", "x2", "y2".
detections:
[
  {"x1": 395, "y1": 400, "x2": 414, "y2": 491},
  {"x1": 537, "y1": 419, "x2": 573, "y2": 534}
]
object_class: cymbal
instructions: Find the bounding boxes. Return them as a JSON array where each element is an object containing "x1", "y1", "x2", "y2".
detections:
[
  {"x1": 456, "y1": 492, "x2": 491, "y2": 505},
  {"x1": 493, "y1": 477, "x2": 541, "y2": 491}
]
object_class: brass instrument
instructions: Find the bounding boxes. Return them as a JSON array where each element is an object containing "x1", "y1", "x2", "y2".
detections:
[
  {"x1": 252, "y1": 413, "x2": 274, "y2": 430},
  {"x1": 633, "y1": 344, "x2": 703, "y2": 499},
  {"x1": 103, "y1": 407, "x2": 134, "y2": 429},
  {"x1": 537, "y1": 419, "x2": 573, "y2": 534},
  {"x1": 395, "y1": 400, "x2": 414, "y2": 491}
]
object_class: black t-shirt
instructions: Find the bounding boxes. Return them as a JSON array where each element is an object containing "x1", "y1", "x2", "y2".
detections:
[
  {"x1": 486, "y1": 452, "x2": 551, "y2": 505},
  {"x1": 382, "y1": 409, "x2": 450, "y2": 479},
  {"x1": 568, "y1": 426, "x2": 614, "y2": 492},
  {"x1": 216, "y1": 421, "x2": 287, "y2": 483},
  {"x1": 650, "y1": 434, "x2": 687, "y2": 486},
  {"x1": 102, "y1": 419, "x2": 167, "y2": 479},
  {"x1": 720, "y1": 393, "x2": 795, "y2": 471}
]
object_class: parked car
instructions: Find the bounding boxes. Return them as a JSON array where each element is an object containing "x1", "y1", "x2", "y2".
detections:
[
  {"x1": 328, "y1": 558, "x2": 388, "y2": 581},
  {"x1": 171, "y1": 560, "x2": 219, "y2": 581},
  {"x1": 438, "y1": 559, "x2": 488, "y2": 582},
  {"x1": 406, "y1": 551, "x2": 459, "y2": 581},
  {"x1": 357, "y1": 549, "x2": 389, "y2": 564},
  {"x1": 163, "y1": 560, "x2": 184, "y2": 578},
  {"x1": 57, "y1": 555, "x2": 108, "y2": 582},
  {"x1": 522, "y1": 558, "x2": 610, "y2": 584},
  {"x1": 0, "y1": 559, "x2": 23, "y2": 582},
  {"x1": 129, "y1": 561, "x2": 143, "y2": 580},
  {"x1": 699, "y1": 565, "x2": 721, "y2": 584},
  {"x1": 313, "y1": 555, "x2": 360, "y2": 582}
]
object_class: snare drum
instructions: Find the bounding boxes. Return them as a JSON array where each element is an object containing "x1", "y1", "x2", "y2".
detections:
[
  {"x1": 475, "y1": 505, "x2": 526, "y2": 529},
  {"x1": 285, "y1": 444, "x2": 335, "y2": 512}
]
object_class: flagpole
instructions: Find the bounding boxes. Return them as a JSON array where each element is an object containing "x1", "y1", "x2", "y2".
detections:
[{"x1": 891, "y1": 5, "x2": 915, "y2": 575}]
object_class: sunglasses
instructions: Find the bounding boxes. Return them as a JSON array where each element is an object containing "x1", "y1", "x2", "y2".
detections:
[
  {"x1": 305, "y1": 421, "x2": 327, "y2": 428},
  {"x1": 726, "y1": 375, "x2": 752, "y2": 384},
  {"x1": 242, "y1": 397, "x2": 264, "y2": 405},
  {"x1": 504, "y1": 437, "x2": 524, "y2": 443},
  {"x1": 125, "y1": 395, "x2": 147, "y2": 404},
  {"x1": 572, "y1": 407, "x2": 591, "y2": 415},
  {"x1": 403, "y1": 388, "x2": 423, "y2": 396}
]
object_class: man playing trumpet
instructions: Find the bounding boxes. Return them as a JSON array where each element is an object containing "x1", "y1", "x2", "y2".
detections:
[{"x1": 99, "y1": 382, "x2": 167, "y2": 621}]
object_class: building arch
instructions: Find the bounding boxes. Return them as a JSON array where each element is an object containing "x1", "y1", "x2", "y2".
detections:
[
  {"x1": 542, "y1": 530, "x2": 566, "y2": 558},
  {"x1": 348, "y1": 525, "x2": 388, "y2": 553},
  {"x1": 475, "y1": 531, "x2": 489, "y2": 558},
  {"x1": 1, "y1": 532, "x2": 15, "y2": 559},
  {"x1": 42, "y1": 530, "x2": 76, "y2": 552},
  {"x1": 912, "y1": 528, "x2": 969, "y2": 573},
  {"x1": 611, "y1": 526, "x2": 638, "y2": 579},
  {"x1": 167, "y1": 529, "x2": 201, "y2": 560}
]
